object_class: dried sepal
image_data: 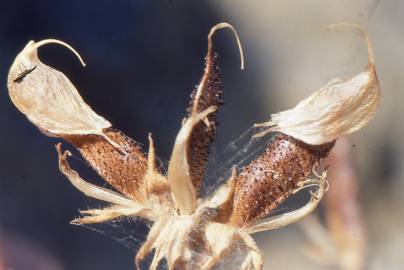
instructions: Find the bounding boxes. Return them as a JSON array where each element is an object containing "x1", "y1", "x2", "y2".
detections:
[
  {"x1": 57, "y1": 143, "x2": 155, "y2": 223},
  {"x1": 202, "y1": 223, "x2": 262, "y2": 270},
  {"x1": 202, "y1": 167, "x2": 236, "y2": 210},
  {"x1": 244, "y1": 170, "x2": 328, "y2": 234},
  {"x1": 202, "y1": 223, "x2": 240, "y2": 269},
  {"x1": 186, "y1": 22, "x2": 244, "y2": 194},
  {"x1": 7, "y1": 39, "x2": 121, "y2": 147},
  {"x1": 135, "y1": 208, "x2": 262, "y2": 270},
  {"x1": 57, "y1": 143, "x2": 135, "y2": 207},
  {"x1": 168, "y1": 106, "x2": 217, "y2": 215},
  {"x1": 237, "y1": 233, "x2": 263, "y2": 270},
  {"x1": 142, "y1": 133, "x2": 172, "y2": 207},
  {"x1": 57, "y1": 146, "x2": 128, "y2": 210},
  {"x1": 255, "y1": 23, "x2": 380, "y2": 145},
  {"x1": 72, "y1": 205, "x2": 151, "y2": 225},
  {"x1": 135, "y1": 213, "x2": 199, "y2": 270}
]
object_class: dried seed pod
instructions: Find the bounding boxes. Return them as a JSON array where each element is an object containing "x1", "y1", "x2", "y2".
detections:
[
  {"x1": 229, "y1": 134, "x2": 334, "y2": 228},
  {"x1": 186, "y1": 22, "x2": 244, "y2": 194},
  {"x1": 255, "y1": 23, "x2": 380, "y2": 145},
  {"x1": 8, "y1": 39, "x2": 150, "y2": 202},
  {"x1": 229, "y1": 23, "x2": 380, "y2": 228},
  {"x1": 167, "y1": 23, "x2": 244, "y2": 215},
  {"x1": 7, "y1": 39, "x2": 119, "y2": 146}
]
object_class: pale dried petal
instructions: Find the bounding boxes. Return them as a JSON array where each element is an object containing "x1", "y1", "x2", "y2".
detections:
[
  {"x1": 255, "y1": 23, "x2": 380, "y2": 145},
  {"x1": 73, "y1": 204, "x2": 153, "y2": 224},
  {"x1": 7, "y1": 39, "x2": 114, "y2": 144},
  {"x1": 56, "y1": 143, "x2": 137, "y2": 207},
  {"x1": 244, "y1": 170, "x2": 327, "y2": 234}
]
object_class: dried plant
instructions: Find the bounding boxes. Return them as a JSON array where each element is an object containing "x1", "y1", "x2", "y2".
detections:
[{"x1": 7, "y1": 22, "x2": 379, "y2": 270}]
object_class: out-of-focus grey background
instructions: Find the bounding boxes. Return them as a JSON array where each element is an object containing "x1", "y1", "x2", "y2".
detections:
[{"x1": 0, "y1": 0, "x2": 402, "y2": 269}]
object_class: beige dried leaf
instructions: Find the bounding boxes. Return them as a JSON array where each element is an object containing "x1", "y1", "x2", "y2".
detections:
[
  {"x1": 255, "y1": 23, "x2": 380, "y2": 145},
  {"x1": 7, "y1": 39, "x2": 117, "y2": 146}
]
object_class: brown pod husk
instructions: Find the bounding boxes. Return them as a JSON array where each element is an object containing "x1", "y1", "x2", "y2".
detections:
[
  {"x1": 65, "y1": 128, "x2": 149, "y2": 202},
  {"x1": 185, "y1": 32, "x2": 223, "y2": 194},
  {"x1": 167, "y1": 23, "x2": 244, "y2": 215},
  {"x1": 230, "y1": 23, "x2": 380, "y2": 228},
  {"x1": 228, "y1": 133, "x2": 334, "y2": 227},
  {"x1": 186, "y1": 48, "x2": 222, "y2": 194},
  {"x1": 186, "y1": 23, "x2": 244, "y2": 194}
]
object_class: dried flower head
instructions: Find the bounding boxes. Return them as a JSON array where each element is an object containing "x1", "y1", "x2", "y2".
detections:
[{"x1": 8, "y1": 22, "x2": 379, "y2": 270}]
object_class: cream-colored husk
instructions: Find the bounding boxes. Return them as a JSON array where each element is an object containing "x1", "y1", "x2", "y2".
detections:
[
  {"x1": 7, "y1": 40, "x2": 117, "y2": 146},
  {"x1": 255, "y1": 23, "x2": 380, "y2": 145}
]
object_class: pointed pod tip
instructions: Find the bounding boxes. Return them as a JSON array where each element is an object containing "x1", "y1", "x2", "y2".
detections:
[
  {"x1": 327, "y1": 22, "x2": 374, "y2": 65},
  {"x1": 208, "y1": 22, "x2": 245, "y2": 70},
  {"x1": 31, "y1": 39, "x2": 87, "y2": 67}
]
